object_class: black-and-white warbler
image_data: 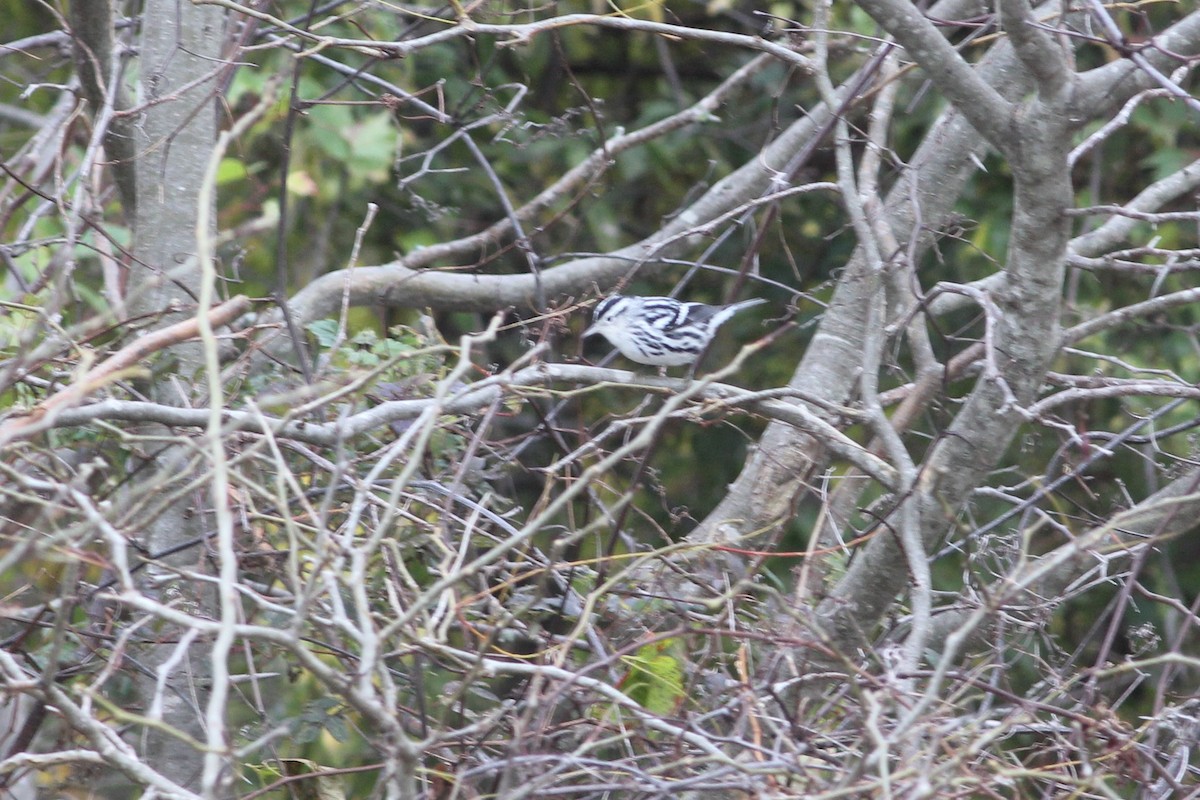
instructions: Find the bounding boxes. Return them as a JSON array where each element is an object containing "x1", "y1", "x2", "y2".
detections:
[{"x1": 583, "y1": 294, "x2": 767, "y2": 367}]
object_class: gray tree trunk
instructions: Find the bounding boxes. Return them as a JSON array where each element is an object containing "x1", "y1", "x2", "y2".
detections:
[{"x1": 122, "y1": 0, "x2": 225, "y2": 794}]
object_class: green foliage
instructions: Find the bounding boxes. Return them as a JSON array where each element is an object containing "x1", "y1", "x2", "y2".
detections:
[{"x1": 303, "y1": 320, "x2": 450, "y2": 394}]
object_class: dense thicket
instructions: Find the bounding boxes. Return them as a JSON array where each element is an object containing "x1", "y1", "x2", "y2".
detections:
[{"x1": 2, "y1": 1, "x2": 1200, "y2": 797}]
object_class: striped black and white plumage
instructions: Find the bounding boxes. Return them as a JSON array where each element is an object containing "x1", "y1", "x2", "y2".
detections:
[{"x1": 582, "y1": 294, "x2": 767, "y2": 367}]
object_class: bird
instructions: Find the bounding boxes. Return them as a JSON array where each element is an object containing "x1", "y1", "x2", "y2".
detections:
[{"x1": 582, "y1": 294, "x2": 767, "y2": 368}]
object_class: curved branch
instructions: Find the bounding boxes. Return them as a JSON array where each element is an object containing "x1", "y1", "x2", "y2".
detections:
[
  {"x1": 1029, "y1": 382, "x2": 1200, "y2": 415},
  {"x1": 1071, "y1": 10, "x2": 1200, "y2": 117},
  {"x1": 1071, "y1": 158, "x2": 1200, "y2": 257},
  {"x1": 1064, "y1": 287, "x2": 1200, "y2": 345}
]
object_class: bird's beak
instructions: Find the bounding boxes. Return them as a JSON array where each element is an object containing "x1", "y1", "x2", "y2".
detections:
[{"x1": 581, "y1": 322, "x2": 599, "y2": 338}]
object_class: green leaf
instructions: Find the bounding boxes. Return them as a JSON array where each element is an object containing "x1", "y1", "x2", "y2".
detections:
[
  {"x1": 351, "y1": 329, "x2": 378, "y2": 346},
  {"x1": 345, "y1": 112, "x2": 399, "y2": 185},
  {"x1": 216, "y1": 157, "x2": 248, "y2": 185},
  {"x1": 307, "y1": 319, "x2": 340, "y2": 349},
  {"x1": 620, "y1": 639, "x2": 685, "y2": 715}
]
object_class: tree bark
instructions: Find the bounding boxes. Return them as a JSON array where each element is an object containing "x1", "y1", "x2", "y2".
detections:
[{"x1": 122, "y1": 0, "x2": 225, "y2": 793}]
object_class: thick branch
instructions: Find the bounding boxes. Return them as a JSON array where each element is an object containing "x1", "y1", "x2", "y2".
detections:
[
  {"x1": 689, "y1": 1, "x2": 1041, "y2": 549},
  {"x1": 998, "y1": 0, "x2": 1071, "y2": 94},
  {"x1": 854, "y1": 0, "x2": 1014, "y2": 151},
  {"x1": 812, "y1": 0, "x2": 1078, "y2": 652}
]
